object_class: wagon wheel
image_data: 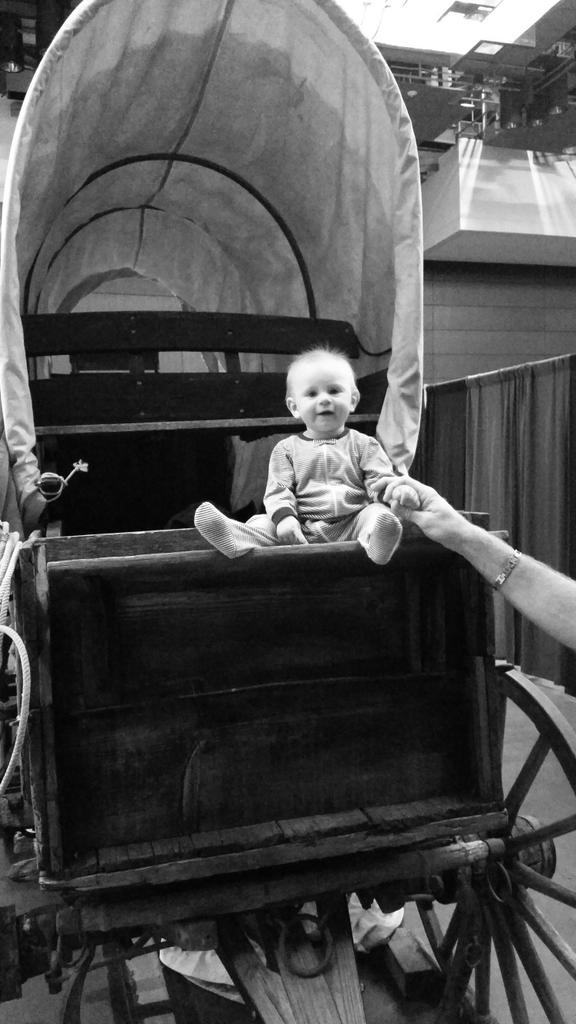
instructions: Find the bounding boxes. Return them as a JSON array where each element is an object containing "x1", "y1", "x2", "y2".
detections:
[{"x1": 416, "y1": 668, "x2": 576, "y2": 1024}]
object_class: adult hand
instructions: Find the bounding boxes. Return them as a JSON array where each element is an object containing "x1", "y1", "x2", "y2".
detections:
[
  {"x1": 381, "y1": 477, "x2": 470, "y2": 552},
  {"x1": 275, "y1": 515, "x2": 308, "y2": 545}
]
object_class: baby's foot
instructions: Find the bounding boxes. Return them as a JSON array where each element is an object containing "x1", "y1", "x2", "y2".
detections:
[
  {"x1": 367, "y1": 506, "x2": 403, "y2": 565},
  {"x1": 194, "y1": 502, "x2": 244, "y2": 558}
]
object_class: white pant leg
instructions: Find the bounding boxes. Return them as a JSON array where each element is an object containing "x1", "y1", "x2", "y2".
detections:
[
  {"x1": 194, "y1": 504, "x2": 278, "y2": 558},
  {"x1": 346, "y1": 504, "x2": 403, "y2": 565}
]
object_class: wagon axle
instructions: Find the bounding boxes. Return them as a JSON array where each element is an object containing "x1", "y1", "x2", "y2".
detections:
[{"x1": 0, "y1": 825, "x2": 557, "y2": 994}]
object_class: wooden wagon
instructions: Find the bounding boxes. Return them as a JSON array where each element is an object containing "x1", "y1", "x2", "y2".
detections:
[
  {"x1": 0, "y1": 2, "x2": 576, "y2": 1022},
  {"x1": 4, "y1": 517, "x2": 576, "y2": 1023}
]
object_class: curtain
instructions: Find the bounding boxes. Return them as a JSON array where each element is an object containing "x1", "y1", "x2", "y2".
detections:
[
  {"x1": 466, "y1": 356, "x2": 575, "y2": 691},
  {"x1": 413, "y1": 380, "x2": 467, "y2": 507}
]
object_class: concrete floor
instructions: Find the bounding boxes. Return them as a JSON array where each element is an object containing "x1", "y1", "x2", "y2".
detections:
[{"x1": 1, "y1": 674, "x2": 575, "y2": 1024}]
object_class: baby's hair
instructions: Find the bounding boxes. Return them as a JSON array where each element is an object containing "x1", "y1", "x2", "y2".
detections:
[{"x1": 286, "y1": 345, "x2": 357, "y2": 396}]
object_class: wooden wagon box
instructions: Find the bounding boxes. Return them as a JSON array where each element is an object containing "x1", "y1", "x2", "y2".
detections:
[{"x1": 13, "y1": 529, "x2": 505, "y2": 898}]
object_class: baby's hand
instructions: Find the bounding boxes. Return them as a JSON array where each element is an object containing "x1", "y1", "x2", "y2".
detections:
[
  {"x1": 391, "y1": 483, "x2": 421, "y2": 510},
  {"x1": 276, "y1": 516, "x2": 308, "y2": 545}
]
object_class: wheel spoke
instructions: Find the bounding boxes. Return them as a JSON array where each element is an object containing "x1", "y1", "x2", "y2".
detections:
[
  {"x1": 510, "y1": 862, "x2": 576, "y2": 910},
  {"x1": 505, "y1": 734, "x2": 550, "y2": 823},
  {"x1": 474, "y1": 908, "x2": 491, "y2": 1018},
  {"x1": 506, "y1": 812, "x2": 576, "y2": 853},
  {"x1": 483, "y1": 900, "x2": 531, "y2": 1024},
  {"x1": 438, "y1": 902, "x2": 461, "y2": 965},
  {"x1": 417, "y1": 901, "x2": 447, "y2": 970},
  {"x1": 502, "y1": 671, "x2": 576, "y2": 802},
  {"x1": 503, "y1": 901, "x2": 569, "y2": 1024},
  {"x1": 433, "y1": 906, "x2": 476, "y2": 1024},
  {"x1": 507, "y1": 889, "x2": 576, "y2": 982}
]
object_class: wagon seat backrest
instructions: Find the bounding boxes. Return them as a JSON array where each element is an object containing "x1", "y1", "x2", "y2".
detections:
[{"x1": 22, "y1": 311, "x2": 386, "y2": 534}]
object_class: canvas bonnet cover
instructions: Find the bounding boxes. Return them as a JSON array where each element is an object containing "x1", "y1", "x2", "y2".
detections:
[{"x1": 0, "y1": 0, "x2": 423, "y2": 522}]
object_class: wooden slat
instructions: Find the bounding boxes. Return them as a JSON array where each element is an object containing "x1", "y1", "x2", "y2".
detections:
[
  {"x1": 33, "y1": 412, "x2": 379, "y2": 436},
  {"x1": 218, "y1": 916, "x2": 300, "y2": 1024},
  {"x1": 279, "y1": 810, "x2": 369, "y2": 841},
  {"x1": 42, "y1": 527, "x2": 208, "y2": 564},
  {"x1": 30, "y1": 373, "x2": 384, "y2": 427},
  {"x1": 45, "y1": 535, "x2": 451, "y2": 585},
  {"x1": 56, "y1": 810, "x2": 507, "y2": 891},
  {"x1": 317, "y1": 895, "x2": 368, "y2": 1024},
  {"x1": 68, "y1": 800, "x2": 504, "y2": 880},
  {"x1": 23, "y1": 312, "x2": 360, "y2": 357},
  {"x1": 274, "y1": 913, "x2": 345, "y2": 1024},
  {"x1": 30, "y1": 372, "x2": 286, "y2": 425},
  {"x1": 51, "y1": 676, "x2": 477, "y2": 848},
  {"x1": 43, "y1": 707, "x2": 64, "y2": 875},
  {"x1": 25, "y1": 711, "x2": 50, "y2": 872},
  {"x1": 100, "y1": 822, "x2": 284, "y2": 872},
  {"x1": 53, "y1": 837, "x2": 503, "y2": 932}
]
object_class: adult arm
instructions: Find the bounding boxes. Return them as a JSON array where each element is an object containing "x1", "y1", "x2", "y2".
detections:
[{"x1": 383, "y1": 477, "x2": 576, "y2": 652}]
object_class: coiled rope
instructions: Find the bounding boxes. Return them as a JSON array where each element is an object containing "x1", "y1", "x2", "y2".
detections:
[{"x1": 0, "y1": 525, "x2": 31, "y2": 798}]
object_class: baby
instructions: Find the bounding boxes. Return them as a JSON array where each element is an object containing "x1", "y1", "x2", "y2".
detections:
[{"x1": 194, "y1": 346, "x2": 418, "y2": 563}]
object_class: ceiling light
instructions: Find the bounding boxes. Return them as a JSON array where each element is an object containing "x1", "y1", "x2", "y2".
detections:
[
  {"x1": 339, "y1": 0, "x2": 558, "y2": 54},
  {"x1": 473, "y1": 41, "x2": 503, "y2": 54}
]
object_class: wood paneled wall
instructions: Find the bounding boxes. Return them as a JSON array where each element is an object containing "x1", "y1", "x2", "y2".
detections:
[{"x1": 424, "y1": 262, "x2": 576, "y2": 384}]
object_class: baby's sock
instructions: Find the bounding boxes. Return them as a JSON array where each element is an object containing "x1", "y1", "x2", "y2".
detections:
[
  {"x1": 194, "y1": 503, "x2": 278, "y2": 558},
  {"x1": 359, "y1": 505, "x2": 403, "y2": 565},
  {"x1": 193, "y1": 503, "x2": 251, "y2": 558}
]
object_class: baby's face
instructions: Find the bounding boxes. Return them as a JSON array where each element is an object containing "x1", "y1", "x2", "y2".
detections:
[{"x1": 286, "y1": 356, "x2": 359, "y2": 438}]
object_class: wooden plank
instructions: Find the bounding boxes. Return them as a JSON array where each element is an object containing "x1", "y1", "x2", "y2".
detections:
[
  {"x1": 363, "y1": 796, "x2": 501, "y2": 830},
  {"x1": 66, "y1": 801, "x2": 504, "y2": 879},
  {"x1": 376, "y1": 929, "x2": 443, "y2": 1001},
  {"x1": 30, "y1": 373, "x2": 384, "y2": 428},
  {"x1": 317, "y1": 895, "x2": 367, "y2": 1024},
  {"x1": 34, "y1": 411, "x2": 380, "y2": 436},
  {"x1": 466, "y1": 656, "x2": 503, "y2": 803},
  {"x1": 12, "y1": 544, "x2": 41, "y2": 707},
  {"x1": 52, "y1": 811, "x2": 507, "y2": 891},
  {"x1": 42, "y1": 707, "x2": 64, "y2": 875},
  {"x1": 15, "y1": 541, "x2": 63, "y2": 872},
  {"x1": 218, "y1": 915, "x2": 299, "y2": 1024},
  {"x1": 98, "y1": 840, "x2": 155, "y2": 872},
  {"x1": 48, "y1": 675, "x2": 476, "y2": 848},
  {"x1": 30, "y1": 372, "x2": 287, "y2": 425},
  {"x1": 46, "y1": 562, "x2": 456, "y2": 718},
  {"x1": 99, "y1": 822, "x2": 283, "y2": 872},
  {"x1": 279, "y1": 810, "x2": 369, "y2": 841},
  {"x1": 56, "y1": 837, "x2": 502, "y2": 936},
  {"x1": 42, "y1": 527, "x2": 207, "y2": 563},
  {"x1": 34, "y1": 544, "x2": 53, "y2": 709},
  {"x1": 275, "y1": 916, "x2": 344, "y2": 1024},
  {"x1": 45, "y1": 536, "x2": 452, "y2": 588},
  {"x1": 23, "y1": 312, "x2": 360, "y2": 357},
  {"x1": 402, "y1": 569, "x2": 422, "y2": 673},
  {"x1": 25, "y1": 710, "x2": 50, "y2": 872}
]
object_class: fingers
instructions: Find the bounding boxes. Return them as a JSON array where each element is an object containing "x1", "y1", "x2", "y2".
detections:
[
  {"x1": 392, "y1": 483, "x2": 420, "y2": 510},
  {"x1": 381, "y1": 476, "x2": 413, "y2": 504},
  {"x1": 382, "y1": 476, "x2": 434, "y2": 508}
]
